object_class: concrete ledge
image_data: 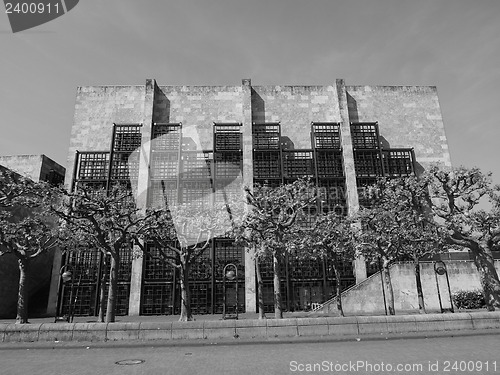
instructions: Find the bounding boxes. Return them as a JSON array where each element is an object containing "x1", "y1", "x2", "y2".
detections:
[
  {"x1": 138, "y1": 322, "x2": 172, "y2": 340},
  {"x1": 357, "y1": 316, "x2": 388, "y2": 334},
  {"x1": 72, "y1": 323, "x2": 107, "y2": 342},
  {"x1": 266, "y1": 318, "x2": 298, "y2": 338},
  {"x1": 414, "y1": 313, "x2": 445, "y2": 332},
  {"x1": 442, "y1": 313, "x2": 474, "y2": 331},
  {"x1": 106, "y1": 322, "x2": 140, "y2": 341},
  {"x1": 326, "y1": 316, "x2": 359, "y2": 336},
  {"x1": 204, "y1": 320, "x2": 236, "y2": 339},
  {"x1": 3, "y1": 323, "x2": 42, "y2": 342},
  {"x1": 2, "y1": 311, "x2": 500, "y2": 343},
  {"x1": 386, "y1": 315, "x2": 418, "y2": 333},
  {"x1": 38, "y1": 323, "x2": 74, "y2": 342},
  {"x1": 235, "y1": 319, "x2": 267, "y2": 339},
  {"x1": 171, "y1": 321, "x2": 204, "y2": 340},
  {"x1": 296, "y1": 317, "x2": 328, "y2": 337},
  {"x1": 469, "y1": 311, "x2": 500, "y2": 329}
]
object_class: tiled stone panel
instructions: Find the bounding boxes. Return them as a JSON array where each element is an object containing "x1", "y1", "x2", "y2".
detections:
[
  {"x1": 250, "y1": 85, "x2": 342, "y2": 149},
  {"x1": 346, "y1": 86, "x2": 451, "y2": 171},
  {"x1": 0, "y1": 155, "x2": 43, "y2": 181},
  {"x1": 66, "y1": 85, "x2": 146, "y2": 186},
  {"x1": 154, "y1": 86, "x2": 245, "y2": 150}
]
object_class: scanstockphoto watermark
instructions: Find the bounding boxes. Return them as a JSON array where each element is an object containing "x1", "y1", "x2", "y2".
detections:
[
  {"x1": 289, "y1": 360, "x2": 498, "y2": 373},
  {"x1": 290, "y1": 360, "x2": 425, "y2": 373},
  {"x1": 3, "y1": 0, "x2": 79, "y2": 33}
]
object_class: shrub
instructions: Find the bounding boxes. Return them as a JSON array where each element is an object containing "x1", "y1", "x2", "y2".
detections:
[{"x1": 452, "y1": 290, "x2": 485, "y2": 310}]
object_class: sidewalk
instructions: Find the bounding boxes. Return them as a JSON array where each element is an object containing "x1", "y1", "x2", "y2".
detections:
[{"x1": 1, "y1": 310, "x2": 499, "y2": 344}]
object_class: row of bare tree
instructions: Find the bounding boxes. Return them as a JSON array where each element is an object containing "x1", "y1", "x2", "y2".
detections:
[{"x1": 1, "y1": 164, "x2": 499, "y2": 323}]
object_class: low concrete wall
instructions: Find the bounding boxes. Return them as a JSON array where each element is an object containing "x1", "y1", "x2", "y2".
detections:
[
  {"x1": 320, "y1": 260, "x2": 500, "y2": 315},
  {"x1": 1, "y1": 312, "x2": 499, "y2": 343}
]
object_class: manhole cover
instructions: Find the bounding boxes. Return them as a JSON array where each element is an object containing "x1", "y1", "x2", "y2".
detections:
[{"x1": 115, "y1": 359, "x2": 145, "y2": 366}]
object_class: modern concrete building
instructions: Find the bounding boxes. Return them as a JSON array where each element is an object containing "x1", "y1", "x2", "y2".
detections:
[
  {"x1": 0, "y1": 155, "x2": 65, "y2": 318},
  {"x1": 49, "y1": 79, "x2": 452, "y2": 318}
]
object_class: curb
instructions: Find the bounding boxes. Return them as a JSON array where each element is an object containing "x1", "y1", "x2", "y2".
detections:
[{"x1": 1, "y1": 312, "x2": 499, "y2": 343}]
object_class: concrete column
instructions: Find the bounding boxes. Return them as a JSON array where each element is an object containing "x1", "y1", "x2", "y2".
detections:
[
  {"x1": 241, "y1": 78, "x2": 256, "y2": 312},
  {"x1": 336, "y1": 79, "x2": 367, "y2": 283},
  {"x1": 46, "y1": 247, "x2": 63, "y2": 316},
  {"x1": 128, "y1": 79, "x2": 155, "y2": 315}
]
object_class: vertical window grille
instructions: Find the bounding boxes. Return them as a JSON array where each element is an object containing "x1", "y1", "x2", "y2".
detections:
[
  {"x1": 214, "y1": 124, "x2": 242, "y2": 151},
  {"x1": 353, "y1": 151, "x2": 383, "y2": 177},
  {"x1": 282, "y1": 150, "x2": 314, "y2": 179},
  {"x1": 312, "y1": 123, "x2": 341, "y2": 149},
  {"x1": 316, "y1": 151, "x2": 343, "y2": 178},
  {"x1": 151, "y1": 153, "x2": 179, "y2": 179},
  {"x1": 151, "y1": 124, "x2": 181, "y2": 151},
  {"x1": 77, "y1": 152, "x2": 109, "y2": 180},
  {"x1": 215, "y1": 152, "x2": 242, "y2": 179},
  {"x1": 113, "y1": 125, "x2": 142, "y2": 152},
  {"x1": 383, "y1": 149, "x2": 414, "y2": 176},
  {"x1": 252, "y1": 124, "x2": 281, "y2": 150},
  {"x1": 181, "y1": 151, "x2": 213, "y2": 180},
  {"x1": 351, "y1": 123, "x2": 379, "y2": 149}
]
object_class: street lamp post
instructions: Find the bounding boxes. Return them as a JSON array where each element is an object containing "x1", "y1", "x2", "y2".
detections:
[
  {"x1": 222, "y1": 263, "x2": 238, "y2": 320},
  {"x1": 55, "y1": 264, "x2": 81, "y2": 323}
]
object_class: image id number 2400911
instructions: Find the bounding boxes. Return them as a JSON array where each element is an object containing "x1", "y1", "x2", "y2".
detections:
[{"x1": 5, "y1": 2, "x2": 62, "y2": 14}]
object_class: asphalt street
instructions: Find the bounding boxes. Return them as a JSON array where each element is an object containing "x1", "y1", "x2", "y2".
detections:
[{"x1": 1, "y1": 331, "x2": 499, "y2": 375}]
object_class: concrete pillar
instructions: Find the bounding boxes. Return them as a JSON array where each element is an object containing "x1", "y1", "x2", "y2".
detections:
[
  {"x1": 46, "y1": 247, "x2": 63, "y2": 316},
  {"x1": 241, "y1": 78, "x2": 257, "y2": 312},
  {"x1": 336, "y1": 79, "x2": 367, "y2": 283},
  {"x1": 128, "y1": 79, "x2": 155, "y2": 315}
]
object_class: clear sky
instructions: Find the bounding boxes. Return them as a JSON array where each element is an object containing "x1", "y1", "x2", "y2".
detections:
[{"x1": 1, "y1": 0, "x2": 499, "y2": 182}]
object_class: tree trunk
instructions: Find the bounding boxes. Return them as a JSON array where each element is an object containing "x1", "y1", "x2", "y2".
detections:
[
  {"x1": 255, "y1": 257, "x2": 266, "y2": 319},
  {"x1": 105, "y1": 254, "x2": 119, "y2": 323},
  {"x1": 273, "y1": 253, "x2": 283, "y2": 319},
  {"x1": 414, "y1": 258, "x2": 426, "y2": 313},
  {"x1": 381, "y1": 257, "x2": 395, "y2": 315},
  {"x1": 179, "y1": 263, "x2": 193, "y2": 321},
  {"x1": 16, "y1": 257, "x2": 30, "y2": 324},
  {"x1": 98, "y1": 255, "x2": 109, "y2": 322},
  {"x1": 470, "y1": 242, "x2": 500, "y2": 311},
  {"x1": 332, "y1": 262, "x2": 344, "y2": 317}
]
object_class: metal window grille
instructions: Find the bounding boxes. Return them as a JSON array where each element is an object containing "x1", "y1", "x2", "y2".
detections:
[
  {"x1": 152, "y1": 124, "x2": 181, "y2": 151},
  {"x1": 143, "y1": 243, "x2": 177, "y2": 281},
  {"x1": 253, "y1": 151, "x2": 281, "y2": 179},
  {"x1": 351, "y1": 123, "x2": 379, "y2": 149},
  {"x1": 383, "y1": 149, "x2": 414, "y2": 176},
  {"x1": 181, "y1": 151, "x2": 213, "y2": 180},
  {"x1": 77, "y1": 152, "x2": 109, "y2": 180},
  {"x1": 141, "y1": 283, "x2": 176, "y2": 315},
  {"x1": 151, "y1": 153, "x2": 179, "y2": 179},
  {"x1": 252, "y1": 124, "x2": 281, "y2": 150},
  {"x1": 180, "y1": 180, "x2": 213, "y2": 206},
  {"x1": 113, "y1": 125, "x2": 142, "y2": 152},
  {"x1": 214, "y1": 124, "x2": 242, "y2": 151},
  {"x1": 149, "y1": 180, "x2": 178, "y2": 208},
  {"x1": 282, "y1": 150, "x2": 314, "y2": 179},
  {"x1": 110, "y1": 152, "x2": 139, "y2": 181},
  {"x1": 316, "y1": 151, "x2": 343, "y2": 177},
  {"x1": 312, "y1": 123, "x2": 341, "y2": 149},
  {"x1": 354, "y1": 150, "x2": 384, "y2": 177},
  {"x1": 215, "y1": 152, "x2": 242, "y2": 179}
]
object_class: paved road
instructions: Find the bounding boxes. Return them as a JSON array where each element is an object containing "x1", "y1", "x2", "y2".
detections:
[{"x1": 1, "y1": 333, "x2": 499, "y2": 375}]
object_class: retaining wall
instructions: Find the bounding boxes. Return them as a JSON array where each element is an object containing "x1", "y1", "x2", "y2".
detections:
[{"x1": 1, "y1": 312, "x2": 499, "y2": 343}]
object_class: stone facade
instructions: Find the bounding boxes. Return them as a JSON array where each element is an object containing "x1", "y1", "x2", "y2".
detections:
[{"x1": 50, "y1": 78, "x2": 451, "y2": 317}]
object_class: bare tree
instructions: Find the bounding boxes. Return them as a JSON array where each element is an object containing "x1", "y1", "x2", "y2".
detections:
[
  {"x1": 0, "y1": 168, "x2": 59, "y2": 323},
  {"x1": 425, "y1": 165, "x2": 500, "y2": 310},
  {"x1": 236, "y1": 179, "x2": 317, "y2": 319}
]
